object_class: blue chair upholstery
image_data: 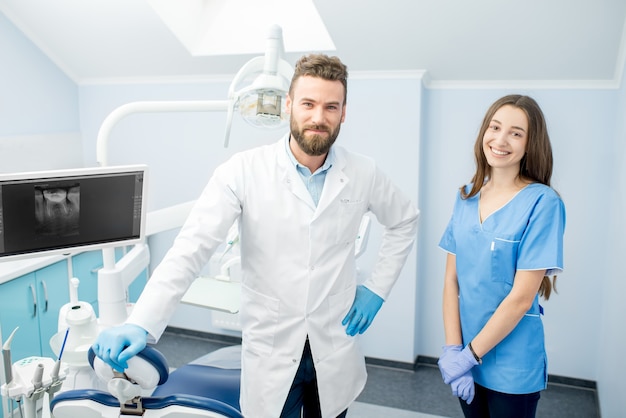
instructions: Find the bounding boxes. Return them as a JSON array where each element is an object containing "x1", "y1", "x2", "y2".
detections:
[
  {"x1": 153, "y1": 364, "x2": 241, "y2": 411},
  {"x1": 51, "y1": 389, "x2": 243, "y2": 417},
  {"x1": 50, "y1": 345, "x2": 243, "y2": 418}
]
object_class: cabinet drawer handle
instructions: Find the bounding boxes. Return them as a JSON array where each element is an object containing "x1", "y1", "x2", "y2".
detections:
[
  {"x1": 41, "y1": 280, "x2": 49, "y2": 312},
  {"x1": 29, "y1": 284, "x2": 37, "y2": 318}
]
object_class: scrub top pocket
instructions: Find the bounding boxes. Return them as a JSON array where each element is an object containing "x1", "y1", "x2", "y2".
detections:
[
  {"x1": 490, "y1": 237, "x2": 520, "y2": 285},
  {"x1": 495, "y1": 314, "x2": 545, "y2": 370}
]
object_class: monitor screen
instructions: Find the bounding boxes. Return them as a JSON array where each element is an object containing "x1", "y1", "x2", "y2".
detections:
[{"x1": 0, "y1": 164, "x2": 148, "y2": 261}]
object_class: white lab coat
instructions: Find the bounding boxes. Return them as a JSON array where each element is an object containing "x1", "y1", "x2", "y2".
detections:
[{"x1": 128, "y1": 136, "x2": 419, "y2": 417}]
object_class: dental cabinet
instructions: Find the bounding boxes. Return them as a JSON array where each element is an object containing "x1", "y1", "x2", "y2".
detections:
[
  {"x1": 0, "y1": 249, "x2": 148, "y2": 418},
  {"x1": 0, "y1": 250, "x2": 147, "y2": 360},
  {"x1": 0, "y1": 259, "x2": 68, "y2": 364}
]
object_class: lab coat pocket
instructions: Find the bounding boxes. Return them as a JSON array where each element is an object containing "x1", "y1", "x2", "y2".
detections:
[
  {"x1": 335, "y1": 199, "x2": 366, "y2": 245},
  {"x1": 240, "y1": 284, "x2": 280, "y2": 357},
  {"x1": 490, "y1": 237, "x2": 520, "y2": 285}
]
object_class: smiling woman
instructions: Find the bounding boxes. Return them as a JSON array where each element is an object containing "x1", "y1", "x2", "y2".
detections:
[
  {"x1": 481, "y1": 105, "x2": 528, "y2": 176},
  {"x1": 437, "y1": 94, "x2": 566, "y2": 418}
]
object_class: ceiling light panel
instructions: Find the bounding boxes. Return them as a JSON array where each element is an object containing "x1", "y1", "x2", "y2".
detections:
[{"x1": 147, "y1": 0, "x2": 335, "y2": 56}]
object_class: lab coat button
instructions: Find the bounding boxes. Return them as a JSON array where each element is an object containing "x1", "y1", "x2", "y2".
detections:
[{"x1": 292, "y1": 359, "x2": 297, "y2": 363}]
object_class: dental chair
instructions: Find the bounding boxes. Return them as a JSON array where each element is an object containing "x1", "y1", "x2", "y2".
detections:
[{"x1": 50, "y1": 345, "x2": 243, "y2": 418}]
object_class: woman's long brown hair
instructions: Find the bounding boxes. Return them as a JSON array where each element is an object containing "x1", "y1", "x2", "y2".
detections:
[{"x1": 462, "y1": 95, "x2": 557, "y2": 299}]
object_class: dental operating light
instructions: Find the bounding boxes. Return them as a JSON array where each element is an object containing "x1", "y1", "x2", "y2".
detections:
[{"x1": 223, "y1": 24, "x2": 293, "y2": 147}]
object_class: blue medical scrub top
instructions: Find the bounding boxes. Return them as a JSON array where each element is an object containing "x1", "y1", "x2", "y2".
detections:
[{"x1": 439, "y1": 182, "x2": 565, "y2": 394}]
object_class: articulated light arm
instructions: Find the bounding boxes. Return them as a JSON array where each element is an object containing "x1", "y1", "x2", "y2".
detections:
[{"x1": 96, "y1": 100, "x2": 230, "y2": 167}]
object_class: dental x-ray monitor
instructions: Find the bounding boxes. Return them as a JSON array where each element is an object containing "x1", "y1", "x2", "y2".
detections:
[
  {"x1": 0, "y1": 165, "x2": 149, "y2": 418},
  {"x1": 0, "y1": 164, "x2": 148, "y2": 261}
]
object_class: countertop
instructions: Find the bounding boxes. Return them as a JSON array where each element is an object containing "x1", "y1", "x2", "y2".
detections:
[{"x1": 0, "y1": 254, "x2": 68, "y2": 284}]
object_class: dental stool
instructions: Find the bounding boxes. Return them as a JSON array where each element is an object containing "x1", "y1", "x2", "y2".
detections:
[{"x1": 50, "y1": 346, "x2": 243, "y2": 418}]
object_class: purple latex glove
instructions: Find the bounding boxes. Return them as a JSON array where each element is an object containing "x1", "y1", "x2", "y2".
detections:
[
  {"x1": 438, "y1": 344, "x2": 462, "y2": 376},
  {"x1": 439, "y1": 344, "x2": 462, "y2": 358},
  {"x1": 91, "y1": 324, "x2": 148, "y2": 372},
  {"x1": 438, "y1": 344, "x2": 478, "y2": 384},
  {"x1": 341, "y1": 285, "x2": 384, "y2": 336},
  {"x1": 450, "y1": 370, "x2": 475, "y2": 404}
]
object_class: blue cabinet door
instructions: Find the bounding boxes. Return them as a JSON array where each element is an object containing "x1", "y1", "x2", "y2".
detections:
[
  {"x1": 0, "y1": 272, "x2": 40, "y2": 365},
  {"x1": 36, "y1": 261, "x2": 69, "y2": 359},
  {"x1": 0, "y1": 261, "x2": 69, "y2": 418},
  {"x1": 0, "y1": 261, "x2": 69, "y2": 362}
]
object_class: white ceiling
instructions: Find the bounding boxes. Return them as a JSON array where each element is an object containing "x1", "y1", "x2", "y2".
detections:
[{"x1": 2, "y1": 0, "x2": 626, "y2": 87}]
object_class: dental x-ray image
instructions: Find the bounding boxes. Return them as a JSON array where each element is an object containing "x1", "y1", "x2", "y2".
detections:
[{"x1": 34, "y1": 183, "x2": 80, "y2": 237}]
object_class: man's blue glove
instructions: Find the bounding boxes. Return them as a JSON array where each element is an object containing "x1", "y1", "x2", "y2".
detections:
[
  {"x1": 91, "y1": 324, "x2": 148, "y2": 373},
  {"x1": 437, "y1": 344, "x2": 479, "y2": 385},
  {"x1": 341, "y1": 285, "x2": 384, "y2": 336},
  {"x1": 450, "y1": 370, "x2": 475, "y2": 404}
]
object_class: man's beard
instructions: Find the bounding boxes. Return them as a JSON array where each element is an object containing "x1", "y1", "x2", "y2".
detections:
[{"x1": 290, "y1": 119, "x2": 340, "y2": 156}]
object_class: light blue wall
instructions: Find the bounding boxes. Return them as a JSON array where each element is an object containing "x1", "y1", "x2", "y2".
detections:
[
  {"x1": 596, "y1": 64, "x2": 626, "y2": 417},
  {"x1": 0, "y1": 13, "x2": 79, "y2": 136}
]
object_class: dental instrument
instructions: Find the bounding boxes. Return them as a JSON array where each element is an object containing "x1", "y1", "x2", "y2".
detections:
[
  {"x1": 2, "y1": 327, "x2": 18, "y2": 390},
  {"x1": 1, "y1": 327, "x2": 68, "y2": 418}
]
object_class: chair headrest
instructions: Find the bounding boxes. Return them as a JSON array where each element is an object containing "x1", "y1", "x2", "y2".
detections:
[{"x1": 88, "y1": 345, "x2": 169, "y2": 389}]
